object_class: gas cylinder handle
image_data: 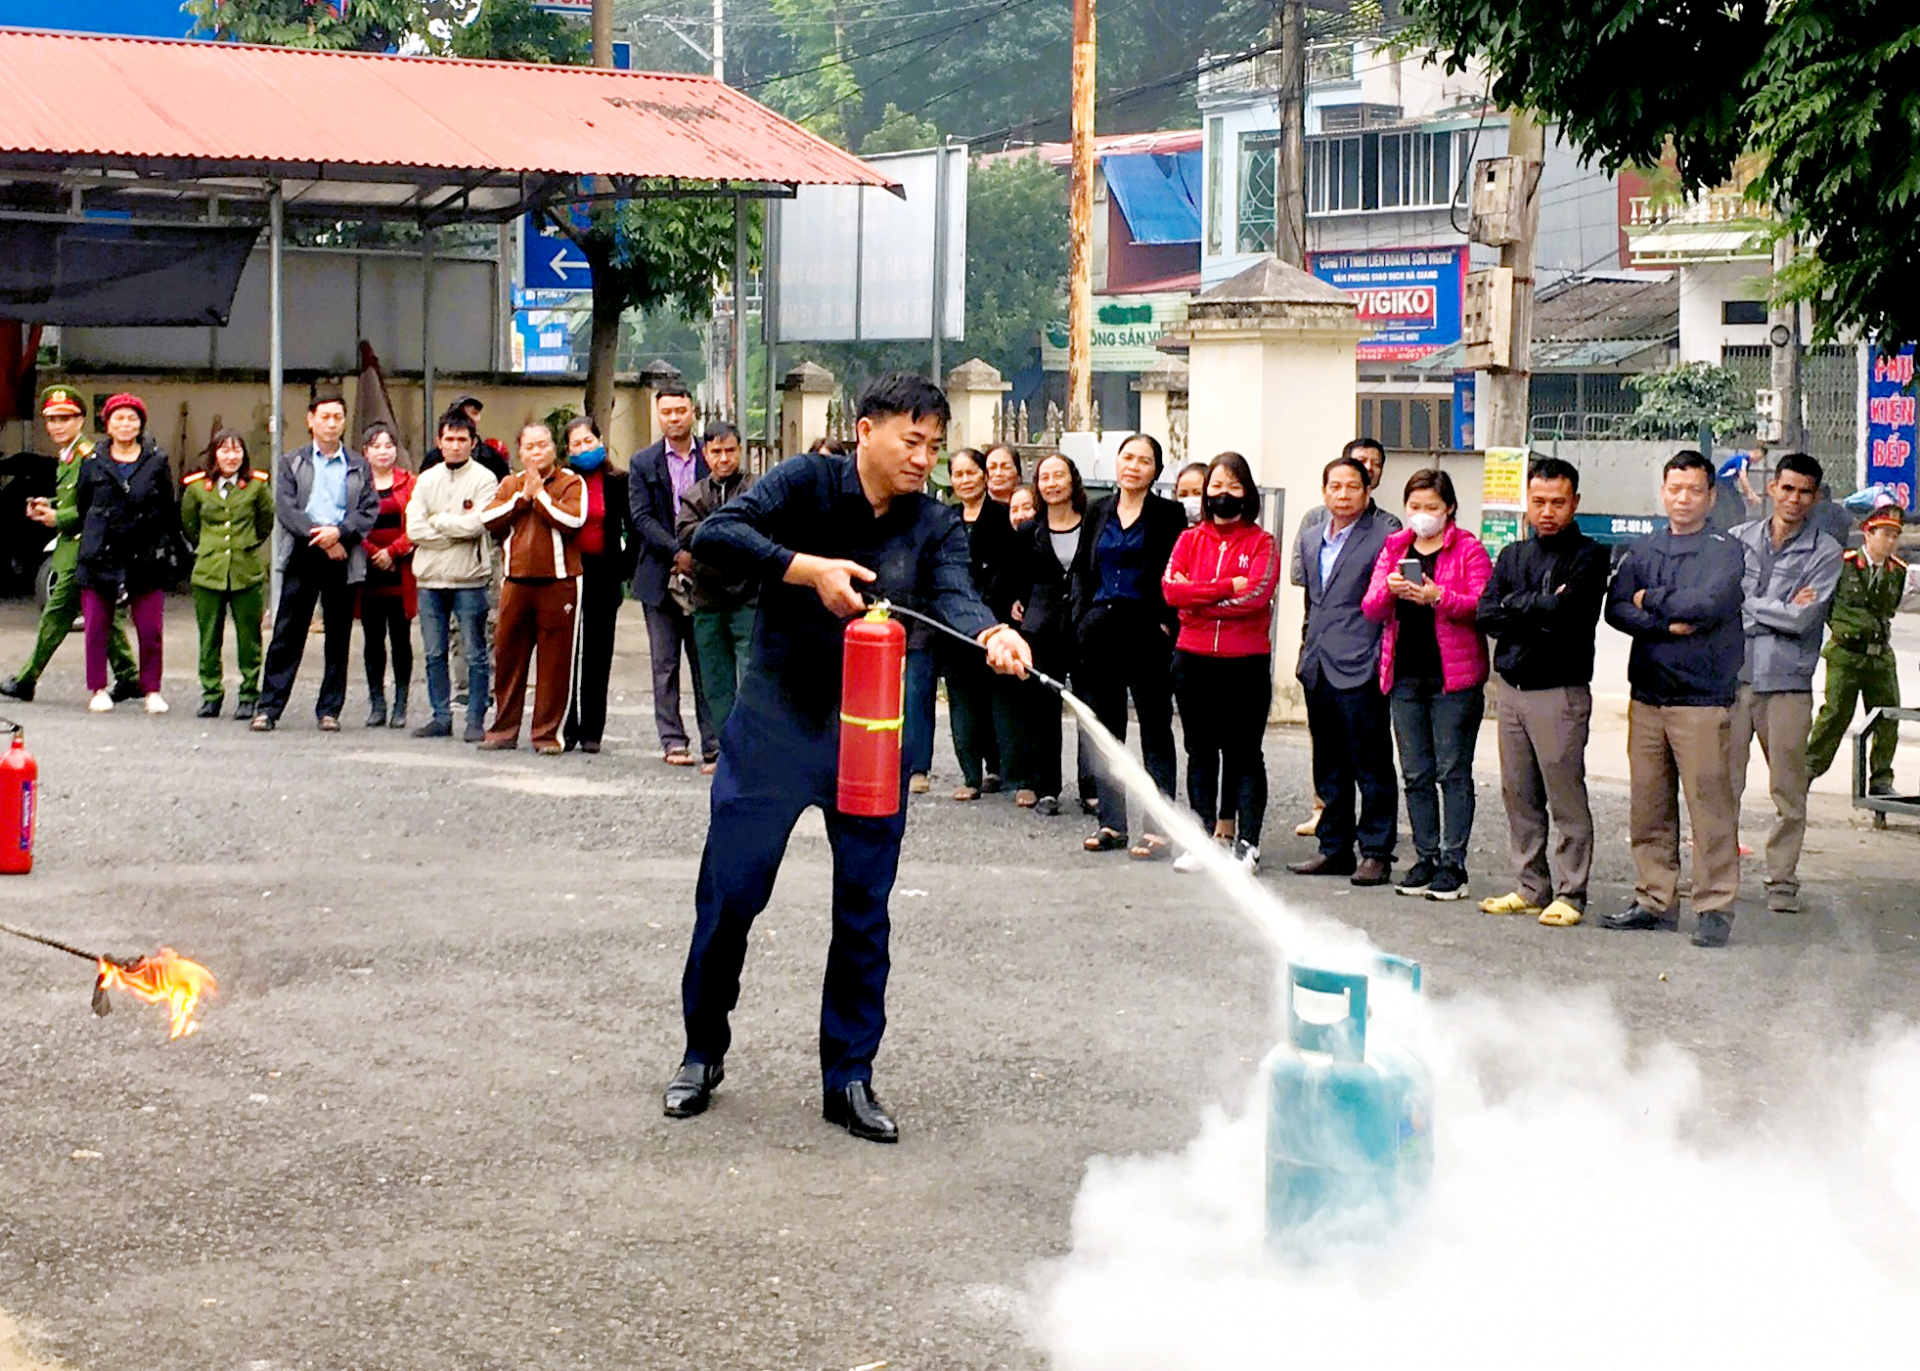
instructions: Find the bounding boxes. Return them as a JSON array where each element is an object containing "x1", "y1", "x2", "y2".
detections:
[
  {"x1": 1374, "y1": 953, "x2": 1423, "y2": 994},
  {"x1": 1286, "y1": 964, "x2": 1368, "y2": 1062},
  {"x1": 0, "y1": 717, "x2": 19, "y2": 739}
]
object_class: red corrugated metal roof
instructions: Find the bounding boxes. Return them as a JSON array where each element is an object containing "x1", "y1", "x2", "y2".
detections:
[{"x1": 0, "y1": 30, "x2": 894, "y2": 190}]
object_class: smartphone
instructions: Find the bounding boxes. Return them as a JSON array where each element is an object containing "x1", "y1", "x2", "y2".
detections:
[{"x1": 1397, "y1": 556, "x2": 1425, "y2": 586}]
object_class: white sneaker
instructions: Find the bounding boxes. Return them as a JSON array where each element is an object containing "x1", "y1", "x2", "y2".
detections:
[
  {"x1": 88, "y1": 690, "x2": 113, "y2": 713},
  {"x1": 144, "y1": 692, "x2": 168, "y2": 715},
  {"x1": 1172, "y1": 849, "x2": 1204, "y2": 874},
  {"x1": 1235, "y1": 840, "x2": 1260, "y2": 874}
]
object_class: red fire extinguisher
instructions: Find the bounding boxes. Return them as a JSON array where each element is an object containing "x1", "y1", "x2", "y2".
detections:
[
  {"x1": 0, "y1": 724, "x2": 36, "y2": 874},
  {"x1": 838, "y1": 608, "x2": 907, "y2": 817}
]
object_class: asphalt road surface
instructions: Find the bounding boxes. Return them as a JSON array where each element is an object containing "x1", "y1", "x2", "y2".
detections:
[{"x1": 0, "y1": 598, "x2": 1914, "y2": 1371}]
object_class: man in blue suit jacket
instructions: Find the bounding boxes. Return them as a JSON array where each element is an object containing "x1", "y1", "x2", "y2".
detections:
[
  {"x1": 629, "y1": 384, "x2": 716, "y2": 764},
  {"x1": 1291, "y1": 454, "x2": 1398, "y2": 885}
]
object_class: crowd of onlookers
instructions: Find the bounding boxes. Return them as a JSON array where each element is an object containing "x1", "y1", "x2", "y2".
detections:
[{"x1": 5, "y1": 381, "x2": 1907, "y2": 949}]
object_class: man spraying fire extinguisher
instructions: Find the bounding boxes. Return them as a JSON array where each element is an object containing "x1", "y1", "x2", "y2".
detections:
[{"x1": 664, "y1": 373, "x2": 1034, "y2": 1143}]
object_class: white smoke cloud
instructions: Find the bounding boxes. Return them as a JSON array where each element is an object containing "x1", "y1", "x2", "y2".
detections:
[{"x1": 1030, "y1": 992, "x2": 1920, "y2": 1370}]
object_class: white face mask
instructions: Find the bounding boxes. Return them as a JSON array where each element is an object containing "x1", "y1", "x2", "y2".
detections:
[
  {"x1": 1408, "y1": 511, "x2": 1447, "y2": 539},
  {"x1": 1180, "y1": 494, "x2": 1204, "y2": 524}
]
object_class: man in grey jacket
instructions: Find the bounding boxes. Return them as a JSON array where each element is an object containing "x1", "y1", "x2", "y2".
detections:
[
  {"x1": 1290, "y1": 455, "x2": 1399, "y2": 886},
  {"x1": 1729, "y1": 452, "x2": 1843, "y2": 912},
  {"x1": 252, "y1": 390, "x2": 380, "y2": 732}
]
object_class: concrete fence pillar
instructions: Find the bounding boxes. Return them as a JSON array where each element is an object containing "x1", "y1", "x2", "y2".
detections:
[{"x1": 779, "y1": 360, "x2": 836, "y2": 458}]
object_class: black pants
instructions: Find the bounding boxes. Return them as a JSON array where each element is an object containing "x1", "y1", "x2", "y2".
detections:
[
  {"x1": 1304, "y1": 676, "x2": 1398, "y2": 862},
  {"x1": 681, "y1": 756, "x2": 907, "y2": 1090},
  {"x1": 361, "y1": 594, "x2": 412, "y2": 705},
  {"x1": 943, "y1": 638, "x2": 1013, "y2": 788},
  {"x1": 1075, "y1": 604, "x2": 1177, "y2": 835},
  {"x1": 565, "y1": 561, "x2": 623, "y2": 748},
  {"x1": 259, "y1": 544, "x2": 357, "y2": 721},
  {"x1": 1174, "y1": 651, "x2": 1272, "y2": 846},
  {"x1": 1022, "y1": 634, "x2": 1073, "y2": 797}
]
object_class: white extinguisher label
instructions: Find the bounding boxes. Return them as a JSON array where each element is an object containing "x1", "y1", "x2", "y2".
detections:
[{"x1": 18, "y1": 779, "x2": 32, "y2": 850}]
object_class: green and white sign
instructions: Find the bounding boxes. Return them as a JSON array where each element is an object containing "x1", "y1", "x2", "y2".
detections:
[{"x1": 1041, "y1": 294, "x2": 1190, "y2": 373}]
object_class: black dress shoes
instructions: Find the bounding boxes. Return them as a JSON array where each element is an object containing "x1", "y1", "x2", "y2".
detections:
[
  {"x1": 0, "y1": 676, "x2": 33, "y2": 702},
  {"x1": 1601, "y1": 902, "x2": 1677, "y2": 932},
  {"x1": 662, "y1": 1062, "x2": 723, "y2": 1118},
  {"x1": 1288, "y1": 852, "x2": 1356, "y2": 876},
  {"x1": 824, "y1": 1081, "x2": 898, "y2": 1143},
  {"x1": 1690, "y1": 911, "x2": 1733, "y2": 948}
]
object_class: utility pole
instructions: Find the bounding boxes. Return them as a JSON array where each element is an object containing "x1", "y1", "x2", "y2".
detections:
[
  {"x1": 1067, "y1": 0, "x2": 1096, "y2": 432},
  {"x1": 1274, "y1": 0, "x2": 1306, "y2": 266},
  {"x1": 591, "y1": 0, "x2": 614, "y2": 68},
  {"x1": 1480, "y1": 108, "x2": 1544, "y2": 449},
  {"x1": 1769, "y1": 231, "x2": 1804, "y2": 452},
  {"x1": 713, "y1": 0, "x2": 725, "y2": 80}
]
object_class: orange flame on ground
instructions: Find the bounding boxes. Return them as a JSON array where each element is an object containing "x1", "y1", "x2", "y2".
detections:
[{"x1": 97, "y1": 949, "x2": 218, "y2": 1039}]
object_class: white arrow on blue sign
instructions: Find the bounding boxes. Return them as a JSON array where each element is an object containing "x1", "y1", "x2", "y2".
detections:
[{"x1": 521, "y1": 219, "x2": 593, "y2": 293}]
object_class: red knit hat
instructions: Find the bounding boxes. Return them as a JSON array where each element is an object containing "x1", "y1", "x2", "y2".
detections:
[{"x1": 101, "y1": 392, "x2": 147, "y2": 425}]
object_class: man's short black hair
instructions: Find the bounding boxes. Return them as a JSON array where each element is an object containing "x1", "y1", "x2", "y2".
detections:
[
  {"x1": 1342, "y1": 437, "x2": 1386, "y2": 484},
  {"x1": 1774, "y1": 451, "x2": 1824, "y2": 486},
  {"x1": 704, "y1": 421, "x2": 742, "y2": 445},
  {"x1": 857, "y1": 372, "x2": 951, "y2": 428},
  {"x1": 437, "y1": 408, "x2": 479, "y2": 442},
  {"x1": 1323, "y1": 455, "x2": 1369, "y2": 488},
  {"x1": 655, "y1": 382, "x2": 693, "y2": 402},
  {"x1": 1528, "y1": 457, "x2": 1580, "y2": 493},
  {"x1": 455, "y1": 393, "x2": 484, "y2": 414},
  {"x1": 1664, "y1": 449, "x2": 1715, "y2": 481},
  {"x1": 308, "y1": 388, "x2": 346, "y2": 414}
]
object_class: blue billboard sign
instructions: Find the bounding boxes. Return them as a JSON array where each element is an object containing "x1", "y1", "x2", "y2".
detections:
[
  {"x1": 512, "y1": 312, "x2": 581, "y2": 376},
  {"x1": 1866, "y1": 343, "x2": 1917, "y2": 511},
  {"x1": 1307, "y1": 245, "x2": 1468, "y2": 363},
  {"x1": 522, "y1": 222, "x2": 592, "y2": 294},
  {"x1": 25, "y1": 1, "x2": 198, "y2": 39}
]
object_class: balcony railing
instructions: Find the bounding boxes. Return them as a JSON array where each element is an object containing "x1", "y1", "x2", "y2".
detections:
[{"x1": 1627, "y1": 192, "x2": 1771, "y2": 228}]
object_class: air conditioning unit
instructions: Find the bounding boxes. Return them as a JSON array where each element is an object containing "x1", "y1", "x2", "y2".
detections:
[
  {"x1": 1462, "y1": 268, "x2": 1514, "y2": 370},
  {"x1": 1470, "y1": 156, "x2": 1526, "y2": 246}
]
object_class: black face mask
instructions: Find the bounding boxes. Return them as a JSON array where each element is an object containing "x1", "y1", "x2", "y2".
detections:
[{"x1": 1206, "y1": 491, "x2": 1249, "y2": 522}]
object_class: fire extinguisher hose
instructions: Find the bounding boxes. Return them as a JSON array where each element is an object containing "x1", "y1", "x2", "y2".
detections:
[{"x1": 864, "y1": 598, "x2": 1067, "y2": 696}]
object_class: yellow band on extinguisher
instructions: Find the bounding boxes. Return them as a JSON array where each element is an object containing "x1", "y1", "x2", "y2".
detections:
[{"x1": 839, "y1": 711, "x2": 904, "y2": 733}]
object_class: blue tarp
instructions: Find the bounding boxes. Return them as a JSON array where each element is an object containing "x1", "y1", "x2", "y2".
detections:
[{"x1": 1104, "y1": 150, "x2": 1202, "y2": 246}]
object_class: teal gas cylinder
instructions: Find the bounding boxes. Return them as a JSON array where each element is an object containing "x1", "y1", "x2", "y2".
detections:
[{"x1": 1265, "y1": 955, "x2": 1433, "y2": 1253}]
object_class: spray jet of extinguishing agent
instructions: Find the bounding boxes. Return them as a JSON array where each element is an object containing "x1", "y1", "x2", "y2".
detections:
[{"x1": 865, "y1": 598, "x2": 1069, "y2": 695}]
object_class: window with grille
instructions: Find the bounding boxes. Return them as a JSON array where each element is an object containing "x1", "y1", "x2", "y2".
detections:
[
  {"x1": 1239, "y1": 133, "x2": 1279, "y2": 254},
  {"x1": 1308, "y1": 130, "x2": 1466, "y2": 214}
]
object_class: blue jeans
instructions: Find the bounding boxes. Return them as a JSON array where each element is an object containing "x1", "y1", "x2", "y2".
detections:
[
  {"x1": 904, "y1": 646, "x2": 936, "y2": 777},
  {"x1": 419, "y1": 586, "x2": 491, "y2": 727},
  {"x1": 1389, "y1": 678, "x2": 1485, "y2": 869}
]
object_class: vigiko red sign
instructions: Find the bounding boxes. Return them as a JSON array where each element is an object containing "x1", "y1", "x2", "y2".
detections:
[{"x1": 1309, "y1": 246, "x2": 1468, "y2": 362}]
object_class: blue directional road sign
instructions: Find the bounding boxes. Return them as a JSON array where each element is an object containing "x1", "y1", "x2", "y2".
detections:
[{"x1": 522, "y1": 222, "x2": 593, "y2": 293}]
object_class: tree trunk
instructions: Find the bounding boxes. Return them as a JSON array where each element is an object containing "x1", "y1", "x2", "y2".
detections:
[{"x1": 584, "y1": 240, "x2": 621, "y2": 433}]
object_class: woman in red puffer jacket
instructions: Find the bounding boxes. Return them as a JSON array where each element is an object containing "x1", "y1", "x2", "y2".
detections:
[{"x1": 1163, "y1": 451, "x2": 1280, "y2": 874}]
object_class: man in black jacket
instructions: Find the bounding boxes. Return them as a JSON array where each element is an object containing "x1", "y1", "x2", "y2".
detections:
[
  {"x1": 628, "y1": 384, "x2": 716, "y2": 765},
  {"x1": 1475, "y1": 458, "x2": 1611, "y2": 927},
  {"x1": 1602, "y1": 450, "x2": 1748, "y2": 947}
]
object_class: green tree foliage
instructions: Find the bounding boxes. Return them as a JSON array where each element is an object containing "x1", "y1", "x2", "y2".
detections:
[
  {"x1": 961, "y1": 152, "x2": 1067, "y2": 379},
  {"x1": 448, "y1": 0, "x2": 586, "y2": 63},
  {"x1": 1622, "y1": 363, "x2": 1758, "y2": 442},
  {"x1": 860, "y1": 104, "x2": 940, "y2": 156},
  {"x1": 185, "y1": 0, "x2": 423, "y2": 50},
  {"x1": 1402, "y1": 0, "x2": 1920, "y2": 347}
]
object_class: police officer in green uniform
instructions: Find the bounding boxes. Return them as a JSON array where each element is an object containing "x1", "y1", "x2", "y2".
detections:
[
  {"x1": 181, "y1": 429, "x2": 275, "y2": 718},
  {"x1": 1807, "y1": 506, "x2": 1907, "y2": 794},
  {"x1": 0, "y1": 385, "x2": 138, "y2": 702}
]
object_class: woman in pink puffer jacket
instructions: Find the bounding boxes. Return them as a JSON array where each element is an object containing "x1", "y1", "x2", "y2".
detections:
[{"x1": 1361, "y1": 468, "x2": 1492, "y2": 903}]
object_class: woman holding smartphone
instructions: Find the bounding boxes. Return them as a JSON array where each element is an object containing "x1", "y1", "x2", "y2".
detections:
[{"x1": 1361, "y1": 469, "x2": 1491, "y2": 902}]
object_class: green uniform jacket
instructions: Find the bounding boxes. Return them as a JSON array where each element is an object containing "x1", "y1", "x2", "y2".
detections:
[
  {"x1": 181, "y1": 471, "x2": 275, "y2": 593},
  {"x1": 1823, "y1": 548, "x2": 1907, "y2": 659},
  {"x1": 46, "y1": 436, "x2": 94, "y2": 573}
]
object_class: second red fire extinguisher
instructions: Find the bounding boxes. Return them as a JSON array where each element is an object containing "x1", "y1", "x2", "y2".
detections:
[
  {"x1": 838, "y1": 608, "x2": 907, "y2": 817},
  {"x1": 0, "y1": 722, "x2": 37, "y2": 875}
]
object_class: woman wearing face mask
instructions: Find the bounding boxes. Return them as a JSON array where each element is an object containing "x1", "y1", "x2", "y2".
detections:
[
  {"x1": 943, "y1": 448, "x2": 1017, "y2": 800},
  {"x1": 1362, "y1": 469, "x2": 1492, "y2": 902},
  {"x1": 355, "y1": 422, "x2": 417, "y2": 728},
  {"x1": 1164, "y1": 453, "x2": 1277, "y2": 872},
  {"x1": 182, "y1": 429, "x2": 274, "y2": 719},
  {"x1": 561, "y1": 415, "x2": 635, "y2": 753},
  {"x1": 984, "y1": 445, "x2": 1022, "y2": 505},
  {"x1": 1173, "y1": 462, "x2": 1209, "y2": 527},
  {"x1": 1009, "y1": 453, "x2": 1087, "y2": 815},
  {"x1": 1075, "y1": 433, "x2": 1185, "y2": 858}
]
